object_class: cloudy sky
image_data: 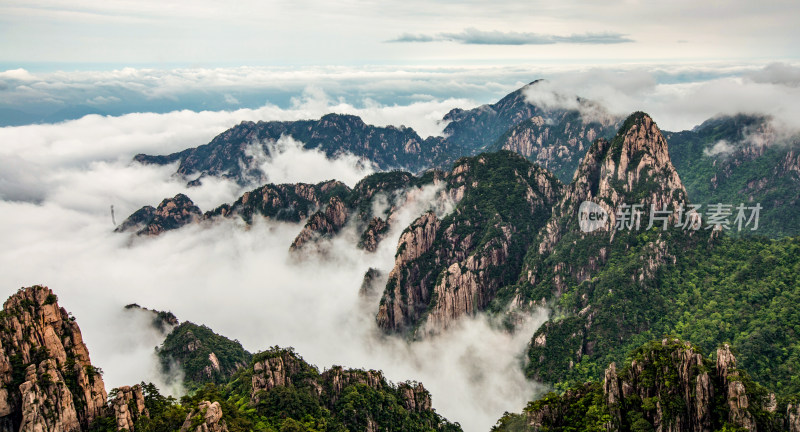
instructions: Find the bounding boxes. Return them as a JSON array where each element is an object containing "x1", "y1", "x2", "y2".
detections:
[
  {"x1": 0, "y1": 2, "x2": 799, "y2": 430},
  {"x1": 1, "y1": 0, "x2": 798, "y2": 67}
]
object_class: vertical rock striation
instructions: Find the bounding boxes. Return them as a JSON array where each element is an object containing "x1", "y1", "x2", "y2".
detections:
[{"x1": 0, "y1": 286, "x2": 107, "y2": 431}]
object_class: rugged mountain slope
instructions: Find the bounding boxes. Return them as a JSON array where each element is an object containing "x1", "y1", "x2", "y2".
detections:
[
  {"x1": 488, "y1": 109, "x2": 620, "y2": 182},
  {"x1": 117, "y1": 171, "x2": 433, "y2": 254},
  {"x1": 511, "y1": 112, "x2": 689, "y2": 302},
  {"x1": 484, "y1": 114, "x2": 800, "y2": 403},
  {"x1": 440, "y1": 80, "x2": 547, "y2": 154},
  {"x1": 505, "y1": 113, "x2": 707, "y2": 385},
  {"x1": 132, "y1": 81, "x2": 620, "y2": 187},
  {"x1": 376, "y1": 151, "x2": 562, "y2": 335},
  {"x1": 207, "y1": 180, "x2": 350, "y2": 225},
  {"x1": 290, "y1": 171, "x2": 422, "y2": 252},
  {"x1": 116, "y1": 180, "x2": 351, "y2": 235},
  {"x1": 0, "y1": 287, "x2": 462, "y2": 432},
  {"x1": 95, "y1": 344, "x2": 462, "y2": 431},
  {"x1": 231, "y1": 347, "x2": 461, "y2": 432},
  {"x1": 493, "y1": 339, "x2": 799, "y2": 432},
  {"x1": 114, "y1": 193, "x2": 202, "y2": 236},
  {"x1": 0, "y1": 286, "x2": 107, "y2": 432},
  {"x1": 133, "y1": 113, "x2": 453, "y2": 185},
  {"x1": 666, "y1": 114, "x2": 800, "y2": 237},
  {"x1": 156, "y1": 322, "x2": 252, "y2": 389}
]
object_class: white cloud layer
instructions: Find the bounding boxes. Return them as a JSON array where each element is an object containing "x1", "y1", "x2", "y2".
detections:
[
  {"x1": 0, "y1": 103, "x2": 547, "y2": 432},
  {"x1": 3, "y1": 61, "x2": 800, "y2": 431},
  {"x1": 523, "y1": 62, "x2": 800, "y2": 131}
]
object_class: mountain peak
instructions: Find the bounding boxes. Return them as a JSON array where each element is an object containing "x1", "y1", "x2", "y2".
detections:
[{"x1": 578, "y1": 111, "x2": 685, "y2": 207}]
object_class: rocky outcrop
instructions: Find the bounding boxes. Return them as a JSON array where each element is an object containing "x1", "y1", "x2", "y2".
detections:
[
  {"x1": 118, "y1": 171, "x2": 419, "y2": 254},
  {"x1": 290, "y1": 196, "x2": 349, "y2": 251},
  {"x1": 113, "y1": 206, "x2": 155, "y2": 234},
  {"x1": 250, "y1": 350, "x2": 318, "y2": 402},
  {"x1": 377, "y1": 151, "x2": 562, "y2": 334},
  {"x1": 17, "y1": 359, "x2": 81, "y2": 432},
  {"x1": 491, "y1": 110, "x2": 619, "y2": 182},
  {"x1": 209, "y1": 180, "x2": 349, "y2": 224},
  {"x1": 358, "y1": 268, "x2": 384, "y2": 299},
  {"x1": 424, "y1": 224, "x2": 514, "y2": 331},
  {"x1": 248, "y1": 347, "x2": 442, "y2": 428},
  {"x1": 156, "y1": 322, "x2": 251, "y2": 387},
  {"x1": 376, "y1": 211, "x2": 441, "y2": 332},
  {"x1": 535, "y1": 112, "x2": 687, "y2": 258},
  {"x1": 358, "y1": 217, "x2": 389, "y2": 252},
  {"x1": 604, "y1": 339, "x2": 714, "y2": 432},
  {"x1": 116, "y1": 194, "x2": 202, "y2": 236},
  {"x1": 397, "y1": 382, "x2": 432, "y2": 413},
  {"x1": 0, "y1": 286, "x2": 107, "y2": 431},
  {"x1": 110, "y1": 384, "x2": 148, "y2": 431},
  {"x1": 716, "y1": 344, "x2": 757, "y2": 431},
  {"x1": 521, "y1": 114, "x2": 704, "y2": 385},
  {"x1": 320, "y1": 367, "x2": 386, "y2": 404},
  {"x1": 788, "y1": 403, "x2": 800, "y2": 432},
  {"x1": 441, "y1": 80, "x2": 550, "y2": 155},
  {"x1": 507, "y1": 339, "x2": 785, "y2": 432},
  {"x1": 179, "y1": 401, "x2": 228, "y2": 432}
]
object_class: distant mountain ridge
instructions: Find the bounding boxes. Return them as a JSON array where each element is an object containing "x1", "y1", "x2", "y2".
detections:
[
  {"x1": 132, "y1": 81, "x2": 800, "y2": 239},
  {"x1": 132, "y1": 81, "x2": 622, "y2": 186},
  {"x1": 0, "y1": 286, "x2": 461, "y2": 432}
]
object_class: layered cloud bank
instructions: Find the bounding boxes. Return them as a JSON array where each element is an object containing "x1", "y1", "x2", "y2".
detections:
[
  {"x1": 0, "y1": 99, "x2": 544, "y2": 431},
  {"x1": 2, "y1": 62, "x2": 800, "y2": 132},
  {"x1": 2, "y1": 61, "x2": 800, "y2": 430}
]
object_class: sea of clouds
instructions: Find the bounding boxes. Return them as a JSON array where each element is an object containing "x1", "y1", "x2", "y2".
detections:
[
  {"x1": 1, "y1": 61, "x2": 800, "y2": 431},
  {"x1": 0, "y1": 91, "x2": 545, "y2": 431}
]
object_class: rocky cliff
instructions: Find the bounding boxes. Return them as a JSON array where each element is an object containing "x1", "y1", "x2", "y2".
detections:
[
  {"x1": 489, "y1": 109, "x2": 619, "y2": 182},
  {"x1": 376, "y1": 151, "x2": 562, "y2": 335},
  {"x1": 506, "y1": 113, "x2": 705, "y2": 386},
  {"x1": 118, "y1": 171, "x2": 421, "y2": 254},
  {"x1": 115, "y1": 194, "x2": 202, "y2": 236},
  {"x1": 0, "y1": 286, "x2": 107, "y2": 432},
  {"x1": 246, "y1": 348, "x2": 453, "y2": 431},
  {"x1": 0, "y1": 287, "x2": 461, "y2": 431},
  {"x1": 109, "y1": 384, "x2": 148, "y2": 431},
  {"x1": 495, "y1": 339, "x2": 793, "y2": 432},
  {"x1": 156, "y1": 322, "x2": 251, "y2": 389},
  {"x1": 290, "y1": 195, "x2": 349, "y2": 251},
  {"x1": 179, "y1": 401, "x2": 228, "y2": 432}
]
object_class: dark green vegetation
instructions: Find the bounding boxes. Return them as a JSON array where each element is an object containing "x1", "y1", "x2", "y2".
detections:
[
  {"x1": 94, "y1": 347, "x2": 461, "y2": 432},
  {"x1": 156, "y1": 322, "x2": 252, "y2": 389},
  {"x1": 126, "y1": 82, "x2": 800, "y2": 430},
  {"x1": 483, "y1": 113, "x2": 800, "y2": 430},
  {"x1": 666, "y1": 114, "x2": 800, "y2": 238},
  {"x1": 377, "y1": 150, "x2": 563, "y2": 333},
  {"x1": 494, "y1": 339, "x2": 796, "y2": 432},
  {"x1": 522, "y1": 232, "x2": 800, "y2": 398}
]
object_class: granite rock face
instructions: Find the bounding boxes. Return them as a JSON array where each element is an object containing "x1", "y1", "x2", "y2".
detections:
[
  {"x1": 110, "y1": 384, "x2": 148, "y2": 431},
  {"x1": 377, "y1": 151, "x2": 562, "y2": 334},
  {"x1": 514, "y1": 339, "x2": 786, "y2": 432},
  {"x1": 0, "y1": 286, "x2": 107, "y2": 432},
  {"x1": 179, "y1": 401, "x2": 228, "y2": 432},
  {"x1": 115, "y1": 194, "x2": 202, "y2": 236}
]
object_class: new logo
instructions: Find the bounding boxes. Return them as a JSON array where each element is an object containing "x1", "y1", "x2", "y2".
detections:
[{"x1": 578, "y1": 201, "x2": 608, "y2": 233}]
